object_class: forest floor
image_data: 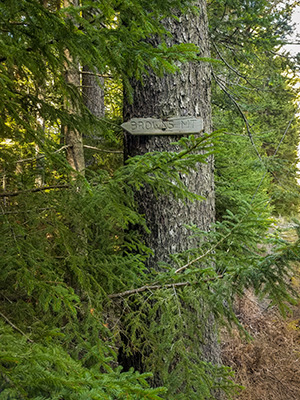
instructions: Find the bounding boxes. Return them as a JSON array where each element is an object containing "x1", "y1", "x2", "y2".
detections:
[{"x1": 221, "y1": 219, "x2": 300, "y2": 400}]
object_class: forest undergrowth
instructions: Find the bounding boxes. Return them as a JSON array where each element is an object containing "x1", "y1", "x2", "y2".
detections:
[{"x1": 222, "y1": 220, "x2": 300, "y2": 400}]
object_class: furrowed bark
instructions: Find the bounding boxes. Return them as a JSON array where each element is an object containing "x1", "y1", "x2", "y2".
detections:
[
  {"x1": 122, "y1": 1, "x2": 223, "y2": 397},
  {"x1": 124, "y1": 4, "x2": 214, "y2": 266}
]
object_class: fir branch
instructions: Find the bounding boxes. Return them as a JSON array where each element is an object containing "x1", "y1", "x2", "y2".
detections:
[
  {"x1": 131, "y1": 132, "x2": 216, "y2": 178},
  {"x1": 175, "y1": 198, "x2": 268, "y2": 274}
]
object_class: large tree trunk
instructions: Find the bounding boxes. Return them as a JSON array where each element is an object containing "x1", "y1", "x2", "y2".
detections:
[
  {"x1": 124, "y1": 2, "x2": 214, "y2": 268},
  {"x1": 122, "y1": 1, "x2": 222, "y2": 395}
]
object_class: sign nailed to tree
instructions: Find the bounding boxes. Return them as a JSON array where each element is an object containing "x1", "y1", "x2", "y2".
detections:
[{"x1": 121, "y1": 117, "x2": 203, "y2": 135}]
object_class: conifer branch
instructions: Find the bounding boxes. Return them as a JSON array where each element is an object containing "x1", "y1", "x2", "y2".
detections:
[{"x1": 176, "y1": 199, "x2": 260, "y2": 274}]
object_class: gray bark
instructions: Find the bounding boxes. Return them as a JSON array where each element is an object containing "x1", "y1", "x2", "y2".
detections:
[
  {"x1": 124, "y1": 3, "x2": 214, "y2": 267},
  {"x1": 82, "y1": 67, "x2": 105, "y2": 119},
  {"x1": 81, "y1": 67, "x2": 105, "y2": 168},
  {"x1": 81, "y1": 2, "x2": 105, "y2": 167},
  {"x1": 122, "y1": 2, "x2": 224, "y2": 396}
]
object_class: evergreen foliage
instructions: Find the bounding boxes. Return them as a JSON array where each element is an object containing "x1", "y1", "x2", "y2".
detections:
[
  {"x1": 209, "y1": 0, "x2": 300, "y2": 216},
  {"x1": 1, "y1": 0, "x2": 300, "y2": 399}
]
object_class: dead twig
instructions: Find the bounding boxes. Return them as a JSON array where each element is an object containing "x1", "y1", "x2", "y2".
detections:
[
  {"x1": 0, "y1": 184, "x2": 70, "y2": 198},
  {"x1": 0, "y1": 311, "x2": 33, "y2": 343},
  {"x1": 108, "y1": 275, "x2": 224, "y2": 299}
]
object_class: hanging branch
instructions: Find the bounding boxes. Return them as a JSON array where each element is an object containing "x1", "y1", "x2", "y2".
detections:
[
  {"x1": 212, "y1": 70, "x2": 264, "y2": 165},
  {"x1": 213, "y1": 69, "x2": 298, "y2": 196},
  {"x1": 212, "y1": 41, "x2": 256, "y2": 88},
  {"x1": 272, "y1": 118, "x2": 294, "y2": 158}
]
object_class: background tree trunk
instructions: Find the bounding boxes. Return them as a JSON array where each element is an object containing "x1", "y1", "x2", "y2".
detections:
[
  {"x1": 81, "y1": 2, "x2": 105, "y2": 168},
  {"x1": 82, "y1": 67, "x2": 105, "y2": 120},
  {"x1": 63, "y1": 0, "x2": 85, "y2": 176}
]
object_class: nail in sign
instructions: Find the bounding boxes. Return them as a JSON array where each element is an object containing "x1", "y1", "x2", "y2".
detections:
[{"x1": 121, "y1": 117, "x2": 203, "y2": 135}]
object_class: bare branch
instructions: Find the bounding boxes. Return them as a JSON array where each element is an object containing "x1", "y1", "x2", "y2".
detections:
[
  {"x1": 212, "y1": 41, "x2": 256, "y2": 88},
  {"x1": 174, "y1": 232, "x2": 232, "y2": 274},
  {"x1": 0, "y1": 207, "x2": 53, "y2": 216},
  {"x1": 0, "y1": 184, "x2": 70, "y2": 198},
  {"x1": 272, "y1": 118, "x2": 294, "y2": 158},
  {"x1": 0, "y1": 311, "x2": 33, "y2": 342},
  {"x1": 212, "y1": 70, "x2": 264, "y2": 164},
  {"x1": 108, "y1": 275, "x2": 224, "y2": 299},
  {"x1": 108, "y1": 282, "x2": 191, "y2": 298},
  {"x1": 15, "y1": 145, "x2": 71, "y2": 164},
  {"x1": 81, "y1": 71, "x2": 113, "y2": 79},
  {"x1": 83, "y1": 145, "x2": 122, "y2": 154}
]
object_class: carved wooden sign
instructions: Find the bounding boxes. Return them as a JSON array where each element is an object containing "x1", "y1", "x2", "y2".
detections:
[{"x1": 121, "y1": 117, "x2": 203, "y2": 135}]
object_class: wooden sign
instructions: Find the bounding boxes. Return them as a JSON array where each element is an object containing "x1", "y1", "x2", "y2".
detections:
[{"x1": 121, "y1": 117, "x2": 203, "y2": 135}]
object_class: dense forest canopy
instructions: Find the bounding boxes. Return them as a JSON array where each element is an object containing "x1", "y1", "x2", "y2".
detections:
[{"x1": 0, "y1": 0, "x2": 300, "y2": 399}]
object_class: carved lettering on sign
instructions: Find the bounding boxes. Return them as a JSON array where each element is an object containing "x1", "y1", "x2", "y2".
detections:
[{"x1": 121, "y1": 117, "x2": 203, "y2": 135}]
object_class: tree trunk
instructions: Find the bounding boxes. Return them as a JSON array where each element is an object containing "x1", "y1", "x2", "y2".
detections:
[
  {"x1": 81, "y1": 2, "x2": 105, "y2": 168},
  {"x1": 124, "y1": 2, "x2": 214, "y2": 268},
  {"x1": 63, "y1": 0, "x2": 85, "y2": 177},
  {"x1": 122, "y1": 1, "x2": 223, "y2": 396},
  {"x1": 82, "y1": 67, "x2": 105, "y2": 120}
]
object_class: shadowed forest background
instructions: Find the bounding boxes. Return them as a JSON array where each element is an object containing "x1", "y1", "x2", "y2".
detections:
[{"x1": 1, "y1": 1, "x2": 300, "y2": 399}]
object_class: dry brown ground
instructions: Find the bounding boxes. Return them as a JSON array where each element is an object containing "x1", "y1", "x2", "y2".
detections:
[{"x1": 221, "y1": 224, "x2": 300, "y2": 400}]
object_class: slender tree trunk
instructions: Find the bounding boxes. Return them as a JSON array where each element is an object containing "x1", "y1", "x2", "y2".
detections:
[
  {"x1": 81, "y1": 1, "x2": 105, "y2": 169},
  {"x1": 123, "y1": 1, "x2": 223, "y2": 396},
  {"x1": 82, "y1": 0, "x2": 105, "y2": 120},
  {"x1": 63, "y1": 0, "x2": 85, "y2": 176}
]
